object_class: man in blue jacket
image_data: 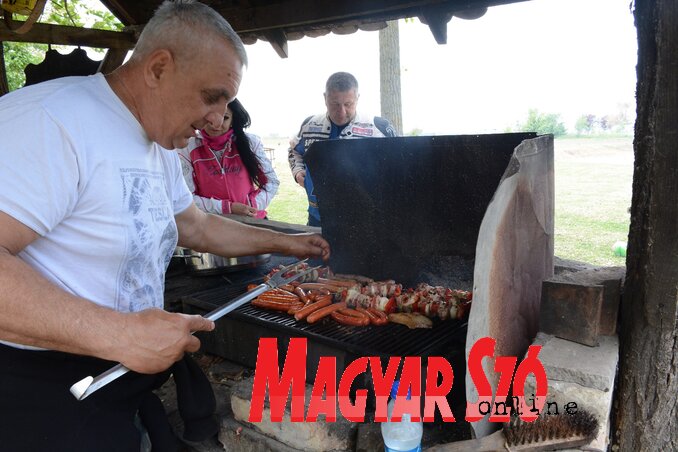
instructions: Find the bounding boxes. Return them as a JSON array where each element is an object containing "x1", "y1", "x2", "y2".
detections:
[{"x1": 288, "y1": 72, "x2": 397, "y2": 227}]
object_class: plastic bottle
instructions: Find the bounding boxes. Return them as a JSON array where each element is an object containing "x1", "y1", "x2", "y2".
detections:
[
  {"x1": 381, "y1": 380, "x2": 423, "y2": 452},
  {"x1": 612, "y1": 240, "x2": 627, "y2": 257}
]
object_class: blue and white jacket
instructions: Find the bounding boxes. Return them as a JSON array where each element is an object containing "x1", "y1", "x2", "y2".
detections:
[{"x1": 288, "y1": 113, "x2": 397, "y2": 222}]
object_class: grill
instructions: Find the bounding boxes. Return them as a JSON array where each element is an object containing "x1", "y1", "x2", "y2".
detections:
[
  {"x1": 183, "y1": 274, "x2": 468, "y2": 409},
  {"x1": 178, "y1": 132, "x2": 554, "y2": 419},
  {"x1": 184, "y1": 282, "x2": 467, "y2": 358}
]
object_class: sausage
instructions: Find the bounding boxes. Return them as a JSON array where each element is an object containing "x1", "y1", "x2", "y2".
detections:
[
  {"x1": 306, "y1": 302, "x2": 346, "y2": 323},
  {"x1": 257, "y1": 292, "x2": 300, "y2": 304},
  {"x1": 267, "y1": 288, "x2": 300, "y2": 298},
  {"x1": 331, "y1": 311, "x2": 369, "y2": 326},
  {"x1": 294, "y1": 287, "x2": 311, "y2": 304},
  {"x1": 357, "y1": 306, "x2": 375, "y2": 318},
  {"x1": 369, "y1": 307, "x2": 389, "y2": 320},
  {"x1": 358, "y1": 307, "x2": 388, "y2": 325},
  {"x1": 294, "y1": 296, "x2": 332, "y2": 321},
  {"x1": 256, "y1": 295, "x2": 298, "y2": 304},
  {"x1": 271, "y1": 288, "x2": 300, "y2": 297},
  {"x1": 298, "y1": 282, "x2": 343, "y2": 293},
  {"x1": 288, "y1": 303, "x2": 307, "y2": 315},
  {"x1": 366, "y1": 307, "x2": 389, "y2": 325},
  {"x1": 252, "y1": 299, "x2": 302, "y2": 312},
  {"x1": 357, "y1": 307, "x2": 384, "y2": 325},
  {"x1": 338, "y1": 307, "x2": 369, "y2": 321}
]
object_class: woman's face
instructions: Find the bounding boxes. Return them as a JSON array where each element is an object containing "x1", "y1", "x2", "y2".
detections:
[{"x1": 203, "y1": 107, "x2": 233, "y2": 137}]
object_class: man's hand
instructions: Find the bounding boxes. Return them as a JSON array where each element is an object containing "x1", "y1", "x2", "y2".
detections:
[
  {"x1": 116, "y1": 309, "x2": 215, "y2": 374},
  {"x1": 280, "y1": 233, "x2": 330, "y2": 261},
  {"x1": 294, "y1": 171, "x2": 306, "y2": 187}
]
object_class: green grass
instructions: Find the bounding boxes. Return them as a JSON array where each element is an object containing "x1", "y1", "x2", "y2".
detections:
[
  {"x1": 262, "y1": 136, "x2": 633, "y2": 266},
  {"x1": 266, "y1": 183, "x2": 308, "y2": 225},
  {"x1": 554, "y1": 136, "x2": 632, "y2": 265},
  {"x1": 262, "y1": 140, "x2": 309, "y2": 225}
]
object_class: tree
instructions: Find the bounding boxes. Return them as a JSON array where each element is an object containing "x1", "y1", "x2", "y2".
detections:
[
  {"x1": 518, "y1": 109, "x2": 567, "y2": 137},
  {"x1": 2, "y1": 42, "x2": 44, "y2": 91},
  {"x1": 574, "y1": 114, "x2": 595, "y2": 135},
  {"x1": 3, "y1": 0, "x2": 122, "y2": 91},
  {"x1": 599, "y1": 115, "x2": 610, "y2": 131}
]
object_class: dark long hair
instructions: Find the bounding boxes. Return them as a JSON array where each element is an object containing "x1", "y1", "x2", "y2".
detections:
[{"x1": 229, "y1": 99, "x2": 267, "y2": 189}]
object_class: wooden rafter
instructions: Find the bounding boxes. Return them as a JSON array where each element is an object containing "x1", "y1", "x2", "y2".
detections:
[
  {"x1": 100, "y1": 0, "x2": 528, "y2": 34},
  {"x1": 0, "y1": 21, "x2": 136, "y2": 49},
  {"x1": 262, "y1": 28, "x2": 288, "y2": 58}
]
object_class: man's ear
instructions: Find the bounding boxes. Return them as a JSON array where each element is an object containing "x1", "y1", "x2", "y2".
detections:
[{"x1": 144, "y1": 49, "x2": 174, "y2": 88}]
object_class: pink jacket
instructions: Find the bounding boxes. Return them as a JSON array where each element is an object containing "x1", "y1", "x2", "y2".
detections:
[{"x1": 177, "y1": 131, "x2": 279, "y2": 218}]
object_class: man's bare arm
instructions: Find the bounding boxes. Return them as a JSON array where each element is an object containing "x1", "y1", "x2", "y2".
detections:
[
  {"x1": 0, "y1": 211, "x2": 214, "y2": 373},
  {"x1": 175, "y1": 204, "x2": 329, "y2": 260}
]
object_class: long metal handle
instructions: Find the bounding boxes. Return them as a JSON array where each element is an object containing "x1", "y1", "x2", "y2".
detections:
[
  {"x1": 70, "y1": 283, "x2": 269, "y2": 400},
  {"x1": 204, "y1": 283, "x2": 267, "y2": 320},
  {"x1": 172, "y1": 253, "x2": 203, "y2": 261}
]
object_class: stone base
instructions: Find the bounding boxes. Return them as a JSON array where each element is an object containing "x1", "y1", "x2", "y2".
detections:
[
  {"x1": 525, "y1": 333, "x2": 619, "y2": 452},
  {"x1": 156, "y1": 354, "x2": 470, "y2": 451},
  {"x1": 230, "y1": 376, "x2": 357, "y2": 451},
  {"x1": 219, "y1": 416, "x2": 306, "y2": 452}
]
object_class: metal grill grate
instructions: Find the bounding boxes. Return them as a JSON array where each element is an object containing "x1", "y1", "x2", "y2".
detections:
[{"x1": 184, "y1": 283, "x2": 467, "y2": 357}]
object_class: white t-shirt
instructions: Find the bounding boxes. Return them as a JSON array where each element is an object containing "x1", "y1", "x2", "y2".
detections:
[{"x1": 0, "y1": 74, "x2": 192, "y2": 315}]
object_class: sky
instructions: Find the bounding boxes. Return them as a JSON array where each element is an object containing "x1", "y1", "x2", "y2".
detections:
[{"x1": 234, "y1": 0, "x2": 638, "y2": 137}]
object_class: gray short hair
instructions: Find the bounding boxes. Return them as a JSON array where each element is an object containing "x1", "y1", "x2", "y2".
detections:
[
  {"x1": 131, "y1": 0, "x2": 248, "y2": 67},
  {"x1": 325, "y1": 72, "x2": 359, "y2": 94}
]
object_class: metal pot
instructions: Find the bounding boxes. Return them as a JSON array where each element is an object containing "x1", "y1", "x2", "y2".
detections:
[{"x1": 173, "y1": 247, "x2": 271, "y2": 275}]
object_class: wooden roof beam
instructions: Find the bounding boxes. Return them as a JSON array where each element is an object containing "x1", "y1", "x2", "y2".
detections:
[
  {"x1": 263, "y1": 28, "x2": 289, "y2": 58},
  {"x1": 98, "y1": 47, "x2": 129, "y2": 73},
  {"x1": 0, "y1": 21, "x2": 136, "y2": 49},
  {"x1": 419, "y1": 5, "x2": 489, "y2": 44},
  {"x1": 217, "y1": 0, "x2": 522, "y2": 34},
  {"x1": 420, "y1": 11, "x2": 451, "y2": 44}
]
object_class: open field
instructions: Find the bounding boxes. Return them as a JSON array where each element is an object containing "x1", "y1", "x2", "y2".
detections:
[
  {"x1": 262, "y1": 136, "x2": 633, "y2": 266},
  {"x1": 552, "y1": 136, "x2": 632, "y2": 266},
  {"x1": 262, "y1": 137, "x2": 309, "y2": 226}
]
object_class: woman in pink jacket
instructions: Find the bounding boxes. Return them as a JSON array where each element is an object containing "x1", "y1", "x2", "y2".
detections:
[{"x1": 178, "y1": 99, "x2": 279, "y2": 218}]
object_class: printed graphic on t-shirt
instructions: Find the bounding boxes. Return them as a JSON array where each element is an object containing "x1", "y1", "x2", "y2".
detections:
[{"x1": 117, "y1": 168, "x2": 178, "y2": 312}]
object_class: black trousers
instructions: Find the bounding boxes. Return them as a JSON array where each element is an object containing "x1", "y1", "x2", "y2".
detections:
[{"x1": 0, "y1": 343, "x2": 171, "y2": 452}]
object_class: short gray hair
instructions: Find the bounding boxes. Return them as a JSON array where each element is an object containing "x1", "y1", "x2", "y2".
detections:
[
  {"x1": 325, "y1": 72, "x2": 359, "y2": 94},
  {"x1": 131, "y1": 0, "x2": 248, "y2": 67}
]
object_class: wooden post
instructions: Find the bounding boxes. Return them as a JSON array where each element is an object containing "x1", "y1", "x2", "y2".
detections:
[
  {"x1": 615, "y1": 0, "x2": 678, "y2": 449},
  {"x1": 97, "y1": 48, "x2": 129, "y2": 74},
  {"x1": 379, "y1": 20, "x2": 403, "y2": 135}
]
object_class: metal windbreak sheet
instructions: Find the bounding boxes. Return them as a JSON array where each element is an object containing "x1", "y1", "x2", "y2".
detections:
[{"x1": 304, "y1": 133, "x2": 536, "y2": 285}]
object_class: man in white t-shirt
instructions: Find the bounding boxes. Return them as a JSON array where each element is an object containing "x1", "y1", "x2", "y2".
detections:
[{"x1": 0, "y1": 1, "x2": 329, "y2": 450}]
